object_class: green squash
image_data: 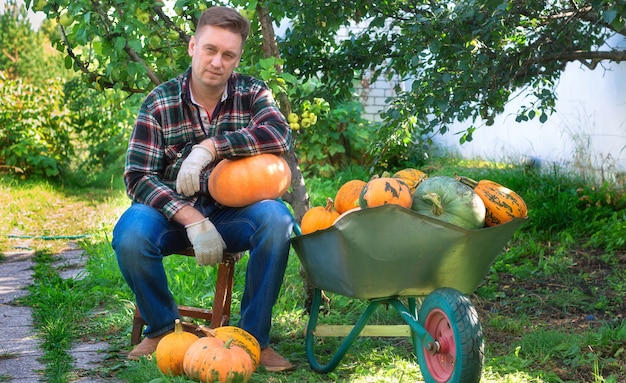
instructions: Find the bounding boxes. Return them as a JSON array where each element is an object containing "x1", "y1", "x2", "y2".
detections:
[{"x1": 411, "y1": 176, "x2": 486, "y2": 229}]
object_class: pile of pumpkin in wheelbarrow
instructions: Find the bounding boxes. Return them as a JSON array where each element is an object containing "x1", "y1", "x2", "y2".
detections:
[
  {"x1": 301, "y1": 168, "x2": 528, "y2": 233},
  {"x1": 296, "y1": 168, "x2": 528, "y2": 383}
]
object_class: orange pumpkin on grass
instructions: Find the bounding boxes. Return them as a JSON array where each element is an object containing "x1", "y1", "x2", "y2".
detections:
[
  {"x1": 155, "y1": 319, "x2": 199, "y2": 376},
  {"x1": 198, "y1": 325, "x2": 261, "y2": 370},
  {"x1": 183, "y1": 336, "x2": 254, "y2": 383}
]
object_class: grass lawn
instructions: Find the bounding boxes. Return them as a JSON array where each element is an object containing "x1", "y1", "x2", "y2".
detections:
[{"x1": 1, "y1": 157, "x2": 624, "y2": 382}]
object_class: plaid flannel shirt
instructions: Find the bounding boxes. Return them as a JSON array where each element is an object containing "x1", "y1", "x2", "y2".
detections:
[{"x1": 124, "y1": 67, "x2": 292, "y2": 219}]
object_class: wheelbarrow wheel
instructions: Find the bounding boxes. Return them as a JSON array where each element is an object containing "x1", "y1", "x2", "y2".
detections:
[{"x1": 416, "y1": 287, "x2": 484, "y2": 383}]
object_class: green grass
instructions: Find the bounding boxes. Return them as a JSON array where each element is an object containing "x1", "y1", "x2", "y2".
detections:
[{"x1": 2, "y1": 156, "x2": 625, "y2": 382}]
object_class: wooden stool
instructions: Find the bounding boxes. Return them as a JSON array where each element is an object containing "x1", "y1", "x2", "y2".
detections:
[{"x1": 130, "y1": 251, "x2": 242, "y2": 345}]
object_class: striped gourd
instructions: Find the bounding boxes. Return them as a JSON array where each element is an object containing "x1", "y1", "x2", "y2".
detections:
[
  {"x1": 456, "y1": 175, "x2": 528, "y2": 226},
  {"x1": 392, "y1": 168, "x2": 428, "y2": 194}
]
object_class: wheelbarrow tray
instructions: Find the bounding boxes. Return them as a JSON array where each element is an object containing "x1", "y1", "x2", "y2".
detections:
[{"x1": 291, "y1": 204, "x2": 525, "y2": 299}]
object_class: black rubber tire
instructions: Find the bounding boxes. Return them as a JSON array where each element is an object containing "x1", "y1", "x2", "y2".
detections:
[{"x1": 416, "y1": 287, "x2": 484, "y2": 383}]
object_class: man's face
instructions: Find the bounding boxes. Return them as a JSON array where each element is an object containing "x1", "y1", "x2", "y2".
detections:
[{"x1": 188, "y1": 25, "x2": 243, "y2": 91}]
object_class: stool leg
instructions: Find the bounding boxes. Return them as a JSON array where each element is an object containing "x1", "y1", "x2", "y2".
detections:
[
  {"x1": 210, "y1": 261, "x2": 235, "y2": 328},
  {"x1": 130, "y1": 259, "x2": 236, "y2": 345},
  {"x1": 131, "y1": 307, "x2": 146, "y2": 345}
]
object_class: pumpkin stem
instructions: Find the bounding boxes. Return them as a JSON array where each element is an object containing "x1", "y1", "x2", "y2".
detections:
[
  {"x1": 173, "y1": 319, "x2": 184, "y2": 334},
  {"x1": 422, "y1": 192, "x2": 444, "y2": 216},
  {"x1": 197, "y1": 325, "x2": 217, "y2": 337},
  {"x1": 454, "y1": 174, "x2": 479, "y2": 189},
  {"x1": 223, "y1": 338, "x2": 234, "y2": 349},
  {"x1": 324, "y1": 197, "x2": 334, "y2": 212}
]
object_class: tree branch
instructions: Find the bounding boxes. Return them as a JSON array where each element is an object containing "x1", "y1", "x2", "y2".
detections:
[
  {"x1": 152, "y1": 4, "x2": 191, "y2": 44},
  {"x1": 59, "y1": 24, "x2": 146, "y2": 93},
  {"x1": 2, "y1": 48, "x2": 18, "y2": 63},
  {"x1": 536, "y1": 49, "x2": 626, "y2": 67},
  {"x1": 60, "y1": 25, "x2": 91, "y2": 75},
  {"x1": 546, "y1": 4, "x2": 626, "y2": 36},
  {"x1": 124, "y1": 45, "x2": 161, "y2": 86}
]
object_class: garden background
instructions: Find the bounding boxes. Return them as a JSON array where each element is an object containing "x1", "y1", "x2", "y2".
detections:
[{"x1": 1, "y1": 1, "x2": 625, "y2": 382}]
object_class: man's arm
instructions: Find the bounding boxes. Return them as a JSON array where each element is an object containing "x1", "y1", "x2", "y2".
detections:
[
  {"x1": 210, "y1": 78, "x2": 292, "y2": 159},
  {"x1": 124, "y1": 94, "x2": 196, "y2": 220}
]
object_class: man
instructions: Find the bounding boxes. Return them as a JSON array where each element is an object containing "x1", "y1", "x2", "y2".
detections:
[{"x1": 111, "y1": 6, "x2": 295, "y2": 372}]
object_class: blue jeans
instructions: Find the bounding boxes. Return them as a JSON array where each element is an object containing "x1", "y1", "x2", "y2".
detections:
[{"x1": 111, "y1": 197, "x2": 295, "y2": 349}]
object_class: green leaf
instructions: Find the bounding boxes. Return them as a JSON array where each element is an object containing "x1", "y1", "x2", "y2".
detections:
[
  {"x1": 114, "y1": 36, "x2": 126, "y2": 51},
  {"x1": 92, "y1": 40, "x2": 102, "y2": 55},
  {"x1": 127, "y1": 39, "x2": 142, "y2": 53},
  {"x1": 64, "y1": 55, "x2": 73, "y2": 69}
]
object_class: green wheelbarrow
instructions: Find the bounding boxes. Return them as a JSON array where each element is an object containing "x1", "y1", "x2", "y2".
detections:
[{"x1": 291, "y1": 204, "x2": 525, "y2": 383}]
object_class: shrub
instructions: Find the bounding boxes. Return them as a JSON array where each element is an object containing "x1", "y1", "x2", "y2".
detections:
[
  {"x1": 63, "y1": 78, "x2": 139, "y2": 185},
  {"x1": 0, "y1": 72, "x2": 72, "y2": 177}
]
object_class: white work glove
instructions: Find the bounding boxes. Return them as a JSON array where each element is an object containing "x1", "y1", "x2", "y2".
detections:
[
  {"x1": 185, "y1": 218, "x2": 226, "y2": 266},
  {"x1": 176, "y1": 145, "x2": 214, "y2": 196}
]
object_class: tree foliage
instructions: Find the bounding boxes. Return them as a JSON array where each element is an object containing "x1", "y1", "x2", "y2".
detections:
[
  {"x1": 0, "y1": 0, "x2": 70, "y2": 83},
  {"x1": 29, "y1": 0, "x2": 626, "y2": 171},
  {"x1": 280, "y1": 0, "x2": 626, "y2": 168}
]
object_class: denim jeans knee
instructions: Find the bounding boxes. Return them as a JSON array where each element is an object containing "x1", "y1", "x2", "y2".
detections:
[{"x1": 112, "y1": 203, "x2": 185, "y2": 337}]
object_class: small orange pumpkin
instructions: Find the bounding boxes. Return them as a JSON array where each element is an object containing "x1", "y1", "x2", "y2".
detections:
[
  {"x1": 213, "y1": 326, "x2": 261, "y2": 370},
  {"x1": 183, "y1": 337, "x2": 254, "y2": 383},
  {"x1": 301, "y1": 197, "x2": 340, "y2": 234},
  {"x1": 456, "y1": 175, "x2": 528, "y2": 226},
  {"x1": 155, "y1": 319, "x2": 200, "y2": 376},
  {"x1": 359, "y1": 177, "x2": 413, "y2": 209},
  {"x1": 208, "y1": 154, "x2": 291, "y2": 207},
  {"x1": 334, "y1": 179, "x2": 367, "y2": 214},
  {"x1": 392, "y1": 168, "x2": 428, "y2": 193},
  {"x1": 199, "y1": 325, "x2": 261, "y2": 370}
]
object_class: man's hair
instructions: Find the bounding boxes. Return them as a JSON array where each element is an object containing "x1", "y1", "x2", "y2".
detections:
[{"x1": 196, "y1": 6, "x2": 250, "y2": 45}]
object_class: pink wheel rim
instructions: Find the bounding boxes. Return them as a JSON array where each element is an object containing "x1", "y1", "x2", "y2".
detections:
[{"x1": 423, "y1": 308, "x2": 456, "y2": 382}]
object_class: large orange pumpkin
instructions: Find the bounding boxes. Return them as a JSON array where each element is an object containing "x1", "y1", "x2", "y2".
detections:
[
  {"x1": 208, "y1": 154, "x2": 291, "y2": 207},
  {"x1": 183, "y1": 337, "x2": 254, "y2": 383},
  {"x1": 301, "y1": 197, "x2": 340, "y2": 234},
  {"x1": 334, "y1": 179, "x2": 367, "y2": 214},
  {"x1": 156, "y1": 319, "x2": 199, "y2": 376},
  {"x1": 456, "y1": 175, "x2": 528, "y2": 226},
  {"x1": 359, "y1": 177, "x2": 412, "y2": 209}
]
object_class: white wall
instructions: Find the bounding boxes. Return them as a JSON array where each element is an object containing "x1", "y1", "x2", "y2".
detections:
[{"x1": 356, "y1": 34, "x2": 626, "y2": 183}]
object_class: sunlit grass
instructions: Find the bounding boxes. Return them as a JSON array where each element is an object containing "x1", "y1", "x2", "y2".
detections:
[{"x1": 2, "y1": 154, "x2": 625, "y2": 382}]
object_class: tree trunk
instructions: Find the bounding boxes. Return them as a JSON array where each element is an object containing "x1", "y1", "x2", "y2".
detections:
[
  {"x1": 256, "y1": 3, "x2": 330, "y2": 312},
  {"x1": 256, "y1": 3, "x2": 309, "y2": 222}
]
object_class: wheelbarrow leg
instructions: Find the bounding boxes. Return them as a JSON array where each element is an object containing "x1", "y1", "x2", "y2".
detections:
[
  {"x1": 407, "y1": 297, "x2": 419, "y2": 349},
  {"x1": 304, "y1": 288, "x2": 384, "y2": 373},
  {"x1": 388, "y1": 298, "x2": 436, "y2": 353}
]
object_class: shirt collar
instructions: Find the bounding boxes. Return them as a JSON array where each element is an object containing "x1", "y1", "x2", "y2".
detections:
[
  {"x1": 183, "y1": 68, "x2": 233, "y2": 106},
  {"x1": 189, "y1": 84, "x2": 228, "y2": 107}
]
